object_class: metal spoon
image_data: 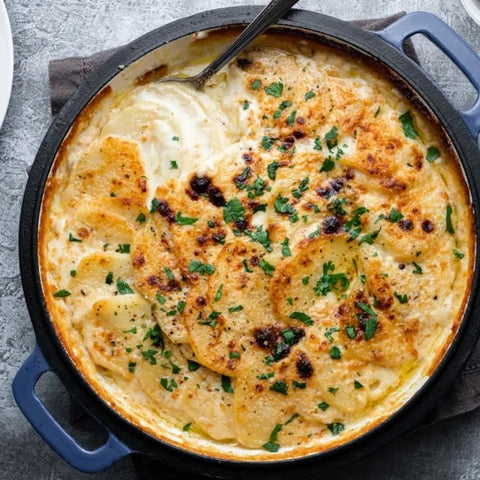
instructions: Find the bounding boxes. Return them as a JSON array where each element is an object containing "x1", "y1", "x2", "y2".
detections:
[{"x1": 160, "y1": 0, "x2": 300, "y2": 89}]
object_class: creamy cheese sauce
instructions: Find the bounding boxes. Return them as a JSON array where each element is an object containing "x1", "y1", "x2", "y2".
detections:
[{"x1": 39, "y1": 32, "x2": 474, "y2": 460}]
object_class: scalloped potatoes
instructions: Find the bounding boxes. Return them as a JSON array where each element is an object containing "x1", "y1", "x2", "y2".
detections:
[{"x1": 39, "y1": 32, "x2": 474, "y2": 460}]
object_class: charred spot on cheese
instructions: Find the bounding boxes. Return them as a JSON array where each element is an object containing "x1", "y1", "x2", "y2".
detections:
[
  {"x1": 398, "y1": 219, "x2": 414, "y2": 231},
  {"x1": 296, "y1": 352, "x2": 313, "y2": 379},
  {"x1": 421, "y1": 220, "x2": 434, "y2": 233},
  {"x1": 189, "y1": 175, "x2": 226, "y2": 207},
  {"x1": 315, "y1": 177, "x2": 346, "y2": 198},
  {"x1": 322, "y1": 216, "x2": 342, "y2": 235},
  {"x1": 156, "y1": 200, "x2": 176, "y2": 223},
  {"x1": 236, "y1": 58, "x2": 252, "y2": 70}
]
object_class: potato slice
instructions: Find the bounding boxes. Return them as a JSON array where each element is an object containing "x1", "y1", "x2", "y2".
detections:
[
  {"x1": 271, "y1": 234, "x2": 359, "y2": 326},
  {"x1": 183, "y1": 240, "x2": 284, "y2": 376},
  {"x1": 82, "y1": 296, "x2": 154, "y2": 379}
]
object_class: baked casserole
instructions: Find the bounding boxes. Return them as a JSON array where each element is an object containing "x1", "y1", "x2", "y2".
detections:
[{"x1": 38, "y1": 31, "x2": 474, "y2": 460}]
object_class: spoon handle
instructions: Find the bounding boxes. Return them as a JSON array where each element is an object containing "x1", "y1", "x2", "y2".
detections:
[{"x1": 195, "y1": 0, "x2": 300, "y2": 86}]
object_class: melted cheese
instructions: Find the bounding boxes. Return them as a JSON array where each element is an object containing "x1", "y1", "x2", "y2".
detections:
[{"x1": 38, "y1": 32, "x2": 474, "y2": 460}]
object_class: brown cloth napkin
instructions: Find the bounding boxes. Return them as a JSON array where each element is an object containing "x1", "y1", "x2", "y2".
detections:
[{"x1": 51, "y1": 12, "x2": 480, "y2": 479}]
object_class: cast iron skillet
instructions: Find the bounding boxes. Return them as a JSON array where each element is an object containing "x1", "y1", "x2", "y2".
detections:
[{"x1": 12, "y1": 6, "x2": 480, "y2": 478}]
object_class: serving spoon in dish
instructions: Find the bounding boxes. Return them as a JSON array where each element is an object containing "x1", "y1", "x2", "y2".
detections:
[{"x1": 159, "y1": 0, "x2": 300, "y2": 89}]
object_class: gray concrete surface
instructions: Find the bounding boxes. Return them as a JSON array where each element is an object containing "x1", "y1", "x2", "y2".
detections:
[{"x1": 1, "y1": 0, "x2": 480, "y2": 478}]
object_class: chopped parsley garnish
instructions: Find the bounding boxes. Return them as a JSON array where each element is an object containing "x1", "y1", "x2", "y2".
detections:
[
  {"x1": 214, "y1": 284, "x2": 224, "y2": 302},
  {"x1": 354, "y1": 380, "x2": 364, "y2": 389},
  {"x1": 274, "y1": 195, "x2": 296, "y2": 222},
  {"x1": 344, "y1": 206, "x2": 369, "y2": 241},
  {"x1": 314, "y1": 261, "x2": 350, "y2": 296},
  {"x1": 281, "y1": 237, "x2": 292, "y2": 257},
  {"x1": 53, "y1": 289, "x2": 71, "y2": 298},
  {"x1": 223, "y1": 198, "x2": 245, "y2": 223},
  {"x1": 150, "y1": 198, "x2": 161, "y2": 214},
  {"x1": 325, "y1": 327, "x2": 340, "y2": 343},
  {"x1": 253, "y1": 203, "x2": 267, "y2": 213},
  {"x1": 426, "y1": 146, "x2": 441, "y2": 162},
  {"x1": 329, "y1": 346, "x2": 341, "y2": 359},
  {"x1": 160, "y1": 377, "x2": 178, "y2": 392},
  {"x1": 68, "y1": 233, "x2": 82, "y2": 243},
  {"x1": 136, "y1": 212, "x2": 146, "y2": 224},
  {"x1": 328, "y1": 387, "x2": 339, "y2": 395},
  {"x1": 117, "y1": 278, "x2": 134, "y2": 295},
  {"x1": 169, "y1": 160, "x2": 178, "y2": 169},
  {"x1": 356, "y1": 301, "x2": 378, "y2": 341},
  {"x1": 141, "y1": 349, "x2": 158, "y2": 365},
  {"x1": 446, "y1": 205, "x2": 455, "y2": 234},
  {"x1": 245, "y1": 225, "x2": 272, "y2": 252},
  {"x1": 412, "y1": 262, "x2": 423, "y2": 275},
  {"x1": 144, "y1": 324, "x2": 164, "y2": 349},
  {"x1": 247, "y1": 176, "x2": 266, "y2": 198},
  {"x1": 292, "y1": 380, "x2": 306, "y2": 389},
  {"x1": 172, "y1": 136, "x2": 180, "y2": 141},
  {"x1": 320, "y1": 156, "x2": 335, "y2": 172},
  {"x1": 327, "y1": 422, "x2": 345, "y2": 436},
  {"x1": 118, "y1": 243, "x2": 130, "y2": 254},
  {"x1": 358, "y1": 228, "x2": 380, "y2": 245},
  {"x1": 289, "y1": 311, "x2": 314, "y2": 326},
  {"x1": 302, "y1": 276, "x2": 310, "y2": 285},
  {"x1": 374, "y1": 106, "x2": 381, "y2": 117},
  {"x1": 257, "y1": 372, "x2": 275, "y2": 380},
  {"x1": 345, "y1": 325, "x2": 356, "y2": 339},
  {"x1": 262, "y1": 136, "x2": 276, "y2": 151},
  {"x1": 318, "y1": 401, "x2": 330, "y2": 411},
  {"x1": 123, "y1": 327, "x2": 137, "y2": 334},
  {"x1": 105, "y1": 271, "x2": 114, "y2": 284},
  {"x1": 454, "y1": 250, "x2": 465, "y2": 259},
  {"x1": 207, "y1": 220, "x2": 216, "y2": 228},
  {"x1": 305, "y1": 90, "x2": 316, "y2": 101},
  {"x1": 228, "y1": 305, "x2": 243, "y2": 313},
  {"x1": 187, "y1": 360, "x2": 201, "y2": 372},
  {"x1": 264, "y1": 81, "x2": 283, "y2": 97},
  {"x1": 286, "y1": 109, "x2": 297, "y2": 126},
  {"x1": 189, "y1": 260, "x2": 216, "y2": 275},
  {"x1": 176, "y1": 211, "x2": 198, "y2": 225},
  {"x1": 251, "y1": 79, "x2": 261, "y2": 90},
  {"x1": 263, "y1": 423, "x2": 282, "y2": 452},
  {"x1": 292, "y1": 177, "x2": 309, "y2": 199},
  {"x1": 267, "y1": 161, "x2": 280, "y2": 180},
  {"x1": 259, "y1": 259, "x2": 275, "y2": 277},
  {"x1": 243, "y1": 258, "x2": 253, "y2": 273},
  {"x1": 221, "y1": 375, "x2": 234, "y2": 393},
  {"x1": 183, "y1": 422, "x2": 192, "y2": 432},
  {"x1": 328, "y1": 197, "x2": 347, "y2": 216},
  {"x1": 229, "y1": 351, "x2": 241, "y2": 358},
  {"x1": 399, "y1": 111, "x2": 419, "y2": 139},
  {"x1": 269, "y1": 380, "x2": 288, "y2": 395},
  {"x1": 198, "y1": 318, "x2": 218, "y2": 327},
  {"x1": 156, "y1": 292, "x2": 166, "y2": 304},
  {"x1": 308, "y1": 226, "x2": 321, "y2": 238},
  {"x1": 164, "y1": 267, "x2": 175, "y2": 280},
  {"x1": 70, "y1": 270, "x2": 76, "y2": 277},
  {"x1": 325, "y1": 126, "x2": 339, "y2": 150},
  {"x1": 235, "y1": 167, "x2": 250, "y2": 189},
  {"x1": 394, "y1": 291, "x2": 408, "y2": 304},
  {"x1": 243, "y1": 100, "x2": 249, "y2": 110},
  {"x1": 128, "y1": 362, "x2": 136, "y2": 373},
  {"x1": 313, "y1": 136, "x2": 322, "y2": 151},
  {"x1": 388, "y1": 208, "x2": 404, "y2": 223},
  {"x1": 177, "y1": 300, "x2": 186, "y2": 313}
]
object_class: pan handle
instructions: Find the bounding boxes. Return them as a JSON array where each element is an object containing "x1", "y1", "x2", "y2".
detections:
[
  {"x1": 376, "y1": 11, "x2": 480, "y2": 139},
  {"x1": 12, "y1": 344, "x2": 132, "y2": 473}
]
